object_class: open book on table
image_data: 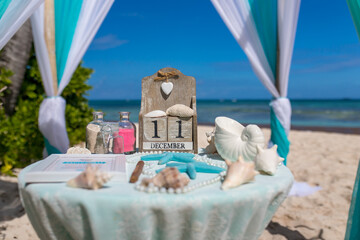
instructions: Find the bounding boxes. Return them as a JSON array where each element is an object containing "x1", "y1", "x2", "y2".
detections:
[{"x1": 24, "y1": 154, "x2": 126, "y2": 183}]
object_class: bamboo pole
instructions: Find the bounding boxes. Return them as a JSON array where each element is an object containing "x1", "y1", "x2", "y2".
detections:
[{"x1": 44, "y1": 0, "x2": 58, "y2": 95}]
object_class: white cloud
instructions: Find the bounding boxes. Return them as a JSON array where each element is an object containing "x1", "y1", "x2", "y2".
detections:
[{"x1": 90, "y1": 34, "x2": 128, "y2": 50}]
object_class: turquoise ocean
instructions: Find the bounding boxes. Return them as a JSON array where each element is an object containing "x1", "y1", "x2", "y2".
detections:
[{"x1": 89, "y1": 99, "x2": 360, "y2": 128}]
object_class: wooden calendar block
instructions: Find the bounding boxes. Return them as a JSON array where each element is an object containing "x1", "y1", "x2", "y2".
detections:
[
  {"x1": 143, "y1": 117, "x2": 167, "y2": 142},
  {"x1": 138, "y1": 67, "x2": 198, "y2": 153},
  {"x1": 167, "y1": 116, "x2": 192, "y2": 142}
]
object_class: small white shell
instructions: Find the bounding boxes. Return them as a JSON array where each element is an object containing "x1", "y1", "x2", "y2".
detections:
[
  {"x1": 221, "y1": 156, "x2": 258, "y2": 190},
  {"x1": 166, "y1": 104, "x2": 194, "y2": 117},
  {"x1": 204, "y1": 128, "x2": 217, "y2": 154},
  {"x1": 144, "y1": 110, "x2": 167, "y2": 118},
  {"x1": 67, "y1": 165, "x2": 112, "y2": 190},
  {"x1": 254, "y1": 145, "x2": 284, "y2": 175},
  {"x1": 66, "y1": 147, "x2": 91, "y2": 154}
]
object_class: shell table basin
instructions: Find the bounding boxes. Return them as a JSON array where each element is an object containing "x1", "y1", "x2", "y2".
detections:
[{"x1": 18, "y1": 156, "x2": 293, "y2": 240}]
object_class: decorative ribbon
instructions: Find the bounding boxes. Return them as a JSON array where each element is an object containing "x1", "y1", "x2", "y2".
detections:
[{"x1": 153, "y1": 70, "x2": 178, "y2": 82}]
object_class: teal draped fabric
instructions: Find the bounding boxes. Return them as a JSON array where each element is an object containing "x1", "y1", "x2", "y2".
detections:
[
  {"x1": 0, "y1": 0, "x2": 12, "y2": 20},
  {"x1": 248, "y1": 0, "x2": 278, "y2": 79},
  {"x1": 345, "y1": 160, "x2": 360, "y2": 240},
  {"x1": 346, "y1": 2, "x2": 360, "y2": 239},
  {"x1": 347, "y1": 0, "x2": 360, "y2": 39},
  {"x1": 54, "y1": 0, "x2": 83, "y2": 85},
  {"x1": 44, "y1": 138, "x2": 62, "y2": 154},
  {"x1": 270, "y1": 107, "x2": 290, "y2": 165},
  {"x1": 247, "y1": 0, "x2": 290, "y2": 162}
]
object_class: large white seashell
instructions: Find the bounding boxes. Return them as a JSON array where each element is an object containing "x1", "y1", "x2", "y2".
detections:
[
  {"x1": 214, "y1": 117, "x2": 265, "y2": 162},
  {"x1": 221, "y1": 156, "x2": 258, "y2": 190},
  {"x1": 255, "y1": 145, "x2": 284, "y2": 175},
  {"x1": 67, "y1": 165, "x2": 112, "y2": 190},
  {"x1": 66, "y1": 147, "x2": 91, "y2": 154},
  {"x1": 144, "y1": 110, "x2": 167, "y2": 118},
  {"x1": 204, "y1": 128, "x2": 217, "y2": 154},
  {"x1": 166, "y1": 104, "x2": 194, "y2": 117}
]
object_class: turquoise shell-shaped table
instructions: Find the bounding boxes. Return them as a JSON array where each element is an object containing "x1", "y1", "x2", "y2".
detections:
[{"x1": 19, "y1": 158, "x2": 293, "y2": 240}]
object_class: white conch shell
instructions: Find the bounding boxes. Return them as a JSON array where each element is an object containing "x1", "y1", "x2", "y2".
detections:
[
  {"x1": 66, "y1": 147, "x2": 91, "y2": 154},
  {"x1": 214, "y1": 117, "x2": 265, "y2": 162},
  {"x1": 204, "y1": 128, "x2": 217, "y2": 154},
  {"x1": 221, "y1": 156, "x2": 258, "y2": 190},
  {"x1": 144, "y1": 110, "x2": 167, "y2": 118},
  {"x1": 67, "y1": 165, "x2": 112, "y2": 190},
  {"x1": 255, "y1": 145, "x2": 284, "y2": 175}
]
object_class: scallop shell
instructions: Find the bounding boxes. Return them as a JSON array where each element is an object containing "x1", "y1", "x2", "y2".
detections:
[
  {"x1": 141, "y1": 167, "x2": 190, "y2": 189},
  {"x1": 166, "y1": 104, "x2": 194, "y2": 117},
  {"x1": 204, "y1": 128, "x2": 217, "y2": 154},
  {"x1": 67, "y1": 165, "x2": 112, "y2": 190},
  {"x1": 254, "y1": 145, "x2": 284, "y2": 175},
  {"x1": 66, "y1": 147, "x2": 91, "y2": 154},
  {"x1": 221, "y1": 156, "x2": 258, "y2": 190},
  {"x1": 144, "y1": 110, "x2": 167, "y2": 118},
  {"x1": 214, "y1": 117, "x2": 265, "y2": 162}
]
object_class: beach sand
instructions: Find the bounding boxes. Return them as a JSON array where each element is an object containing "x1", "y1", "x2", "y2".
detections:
[{"x1": 1, "y1": 125, "x2": 360, "y2": 239}]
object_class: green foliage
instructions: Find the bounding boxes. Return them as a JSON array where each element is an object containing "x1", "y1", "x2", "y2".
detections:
[
  {"x1": 0, "y1": 66, "x2": 12, "y2": 102},
  {"x1": 0, "y1": 51, "x2": 94, "y2": 175}
]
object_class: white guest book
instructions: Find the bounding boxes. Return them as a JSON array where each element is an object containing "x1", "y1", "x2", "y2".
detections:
[{"x1": 24, "y1": 154, "x2": 127, "y2": 183}]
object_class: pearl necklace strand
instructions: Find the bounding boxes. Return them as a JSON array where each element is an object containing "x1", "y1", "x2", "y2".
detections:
[
  {"x1": 126, "y1": 151, "x2": 228, "y2": 177},
  {"x1": 126, "y1": 151, "x2": 228, "y2": 194},
  {"x1": 135, "y1": 171, "x2": 226, "y2": 194}
]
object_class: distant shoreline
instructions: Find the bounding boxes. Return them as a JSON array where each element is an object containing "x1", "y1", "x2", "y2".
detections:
[
  {"x1": 89, "y1": 99, "x2": 360, "y2": 130},
  {"x1": 197, "y1": 123, "x2": 360, "y2": 135},
  {"x1": 89, "y1": 99, "x2": 360, "y2": 102}
]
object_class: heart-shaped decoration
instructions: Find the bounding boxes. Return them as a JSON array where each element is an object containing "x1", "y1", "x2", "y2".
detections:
[{"x1": 161, "y1": 82, "x2": 173, "y2": 95}]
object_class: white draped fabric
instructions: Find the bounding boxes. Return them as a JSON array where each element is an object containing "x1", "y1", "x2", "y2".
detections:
[
  {"x1": 270, "y1": 97, "x2": 291, "y2": 135},
  {"x1": 32, "y1": 0, "x2": 114, "y2": 154},
  {"x1": 0, "y1": 0, "x2": 44, "y2": 50},
  {"x1": 211, "y1": 0, "x2": 279, "y2": 98},
  {"x1": 277, "y1": 0, "x2": 301, "y2": 97},
  {"x1": 211, "y1": 0, "x2": 300, "y2": 159},
  {"x1": 58, "y1": 1, "x2": 113, "y2": 94}
]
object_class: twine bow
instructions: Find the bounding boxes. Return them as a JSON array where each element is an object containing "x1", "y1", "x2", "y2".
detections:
[{"x1": 154, "y1": 70, "x2": 178, "y2": 82}]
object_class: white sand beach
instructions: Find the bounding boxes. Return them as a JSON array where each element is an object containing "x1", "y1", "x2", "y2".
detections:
[{"x1": 1, "y1": 125, "x2": 360, "y2": 239}]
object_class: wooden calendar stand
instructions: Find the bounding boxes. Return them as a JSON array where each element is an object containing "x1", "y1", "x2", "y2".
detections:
[{"x1": 139, "y1": 67, "x2": 198, "y2": 153}]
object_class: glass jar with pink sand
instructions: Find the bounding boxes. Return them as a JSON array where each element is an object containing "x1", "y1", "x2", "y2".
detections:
[{"x1": 117, "y1": 112, "x2": 136, "y2": 154}]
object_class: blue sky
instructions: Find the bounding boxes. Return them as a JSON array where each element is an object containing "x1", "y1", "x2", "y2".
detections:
[{"x1": 83, "y1": 0, "x2": 360, "y2": 100}]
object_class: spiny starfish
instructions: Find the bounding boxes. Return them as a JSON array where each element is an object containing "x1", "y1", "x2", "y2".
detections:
[
  {"x1": 156, "y1": 162, "x2": 225, "y2": 180},
  {"x1": 141, "y1": 152, "x2": 195, "y2": 165}
]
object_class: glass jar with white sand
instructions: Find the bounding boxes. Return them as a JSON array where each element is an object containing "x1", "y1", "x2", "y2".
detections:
[{"x1": 86, "y1": 112, "x2": 107, "y2": 154}]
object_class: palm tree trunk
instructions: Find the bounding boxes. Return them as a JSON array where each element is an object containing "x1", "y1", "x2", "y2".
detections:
[{"x1": 0, "y1": 20, "x2": 33, "y2": 115}]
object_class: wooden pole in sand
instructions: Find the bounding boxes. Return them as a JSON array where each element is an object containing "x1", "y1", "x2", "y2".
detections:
[{"x1": 44, "y1": 0, "x2": 58, "y2": 95}]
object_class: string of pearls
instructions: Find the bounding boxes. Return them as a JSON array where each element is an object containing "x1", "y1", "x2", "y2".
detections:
[
  {"x1": 126, "y1": 152, "x2": 159, "y2": 177},
  {"x1": 193, "y1": 154, "x2": 227, "y2": 170},
  {"x1": 126, "y1": 151, "x2": 228, "y2": 171},
  {"x1": 126, "y1": 151, "x2": 229, "y2": 193},
  {"x1": 135, "y1": 171, "x2": 227, "y2": 194}
]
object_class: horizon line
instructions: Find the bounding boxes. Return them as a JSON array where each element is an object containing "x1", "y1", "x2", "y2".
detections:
[{"x1": 87, "y1": 98, "x2": 360, "y2": 101}]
